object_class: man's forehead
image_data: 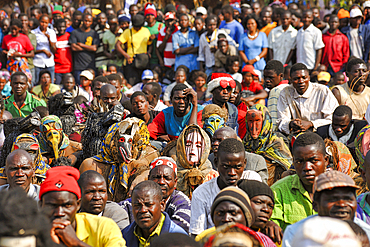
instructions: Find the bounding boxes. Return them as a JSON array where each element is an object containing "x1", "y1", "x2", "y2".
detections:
[
  {"x1": 42, "y1": 191, "x2": 77, "y2": 202},
  {"x1": 132, "y1": 188, "x2": 159, "y2": 201}
]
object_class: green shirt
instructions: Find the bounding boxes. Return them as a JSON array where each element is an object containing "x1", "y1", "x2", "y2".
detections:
[
  {"x1": 5, "y1": 91, "x2": 47, "y2": 118},
  {"x1": 145, "y1": 22, "x2": 164, "y2": 65},
  {"x1": 270, "y1": 174, "x2": 317, "y2": 231},
  {"x1": 102, "y1": 30, "x2": 123, "y2": 67}
]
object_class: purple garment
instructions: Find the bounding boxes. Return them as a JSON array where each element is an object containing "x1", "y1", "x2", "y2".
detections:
[{"x1": 356, "y1": 193, "x2": 370, "y2": 225}]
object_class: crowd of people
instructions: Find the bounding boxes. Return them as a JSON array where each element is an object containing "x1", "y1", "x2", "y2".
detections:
[{"x1": 2, "y1": 0, "x2": 370, "y2": 246}]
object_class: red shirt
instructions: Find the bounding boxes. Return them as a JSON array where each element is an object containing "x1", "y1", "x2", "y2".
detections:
[
  {"x1": 2, "y1": 33, "x2": 33, "y2": 55},
  {"x1": 241, "y1": 80, "x2": 263, "y2": 93},
  {"x1": 55, "y1": 33, "x2": 72, "y2": 73},
  {"x1": 321, "y1": 29, "x2": 350, "y2": 73},
  {"x1": 157, "y1": 26, "x2": 179, "y2": 67},
  {"x1": 238, "y1": 109, "x2": 247, "y2": 139}
]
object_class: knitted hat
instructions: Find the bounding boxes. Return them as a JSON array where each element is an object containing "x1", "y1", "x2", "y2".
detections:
[
  {"x1": 150, "y1": 157, "x2": 177, "y2": 174},
  {"x1": 237, "y1": 179, "x2": 275, "y2": 203},
  {"x1": 144, "y1": 3, "x2": 157, "y2": 17},
  {"x1": 39, "y1": 166, "x2": 81, "y2": 200},
  {"x1": 211, "y1": 187, "x2": 255, "y2": 227}
]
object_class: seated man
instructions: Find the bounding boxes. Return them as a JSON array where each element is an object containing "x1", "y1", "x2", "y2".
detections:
[
  {"x1": 100, "y1": 84, "x2": 120, "y2": 111},
  {"x1": 120, "y1": 157, "x2": 191, "y2": 233},
  {"x1": 148, "y1": 84, "x2": 203, "y2": 141},
  {"x1": 107, "y1": 73, "x2": 130, "y2": 110},
  {"x1": 5, "y1": 72, "x2": 46, "y2": 118},
  {"x1": 91, "y1": 76, "x2": 109, "y2": 112},
  {"x1": 163, "y1": 68, "x2": 192, "y2": 106},
  {"x1": 0, "y1": 149, "x2": 39, "y2": 200},
  {"x1": 39, "y1": 166, "x2": 126, "y2": 246},
  {"x1": 127, "y1": 92, "x2": 157, "y2": 125},
  {"x1": 142, "y1": 82, "x2": 168, "y2": 112},
  {"x1": 190, "y1": 138, "x2": 246, "y2": 237},
  {"x1": 282, "y1": 170, "x2": 370, "y2": 247},
  {"x1": 124, "y1": 69, "x2": 154, "y2": 97},
  {"x1": 271, "y1": 132, "x2": 328, "y2": 231},
  {"x1": 203, "y1": 75, "x2": 239, "y2": 130},
  {"x1": 316, "y1": 105, "x2": 367, "y2": 151},
  {"x1": 77, "y1": 170, "x2": 130, "y2": 231},
  {"x1": 209, "y1": 127, "x2": 268, "y2": 184},
  {"x1": 122, "y1": 180, "x2": 187, "y2": 247},
  {"x1": 277, "y1": 63, "x2": 338, "y2": 135}
]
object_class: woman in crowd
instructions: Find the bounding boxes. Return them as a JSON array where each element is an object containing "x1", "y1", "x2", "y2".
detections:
[{"x1": 31, "y1": 70, "x2": 60, "y2": 104}]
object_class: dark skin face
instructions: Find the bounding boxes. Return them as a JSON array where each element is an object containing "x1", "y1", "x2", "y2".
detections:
[
  {"x1": 212, "y1": 86, "x2": 232, "y2": 105},
  {"x1": 80, "y1": 177, "x2": 108, "y2": 215},
  {"x1": 250, "y1": 195, "x2": 274, "y2": 230},
  {"x1": 108, "y1": 18, "x2": 118, "y2": 34},
  {"x1": 252, "y1": 3, "x2": 261, "y2": 16},
  {"x1": 129, "y1": 6, "x2": 139, "y2": 17},
  {"x1": 334, "y1": 74, "x2": 345, "y2": 85},
  {"x1": 82, "y1": 15, "x2": 93, "y2": 30},
  {"x1": 72, "y1": 14, "x2": 82, "y2": 29},
  {"x1": 211, "y1": 129, "x2": 238, "y2": 155},
  {"x1": 5, "y1": 154, "x2": 34, "y2": 192},
  {"x1": 149, "y1": 166, "x2": 177, "y2": 200},
  {"x1": 242, "y1": 72, "x2": 253, "y2": 87},
  {"x1": 171, "y1": 90, "x2": 190, "y2": 117},
  {"x1": 98, "y1": 13, "x2": 107, "y2": 29},
  {"x1": 10, "y1": 25, "x2": 20, "y2": 37},
  {"x1": 264, "y1": 69, "x2": 283, "y2": 90},
  {"x1": 132, "y1": 188, "x2": 165, "y2": 239},
  {"x1": 349, "y1": 16, "x2": 362, "y2": 29},
  {"x1": 291, "y1": 69, "x2": 310, "y2": 95},
  {"x1": 332, "y1": 114, "x2": 351, "y2": 138},
  {"x1": 281, "y1": 13, "x2": 292, "y2": 30},
  {"x1": 40, "y1": 16, "x2": 49, "y2": 31},
  {"x1": 328, "y1": 16, "x2": 339, "y2": 33},
  {"x1": 347, "y1": 63, "x2": 368, "y2": 92},
  {"x1": 179, "y1": 15, "x2": 189, "y2": 30},
  {"x1": 92, "y1": 81, "x2": 104, "y2": 99},
  {"x1": 313, "y1": 187, "x2": 357, "y2": 220},
  {"x1": 261, "y1": 11, "x2": 272, "y2": 26},
  {"x1": 206, "y1": 18, "x2": 217, "y2": 34},
  {"x1": 56, "y1": 21, "x2": 67, "y2": 36},
  {"x1": 219, "y1": 41, "x2": 229, "y2": 54},
  {"x1": 101, "y1": 89, "x2": 118, "y2": 109},
  {"x1": 293, "y1": 145, "x2": 328, "y2": 193},
  {"x1": 229, "y1": 85, "x2": 240, "y2": 106},
  {"x1": 62, "y1": 76, "x2": 75, "y2": 92},
  {"x1": 40, "y1": 191, "x2": 81, "y2": 228},
  {"x1": 215, "y1": 150, "x2": 246, "y2": 187},
  {"x1": 302, "y1": 11, "x2": 313, "y2": 29},
  {"x1": 145, "y1": 14, "x2": 156, "y2": 26},
  {"x1": 213, "y1": 201, "x2": 247, "y2": 227},
  {"x1": 131, "y1": 95, "x2": 149, "y2": 117},
  {"x1": 20, "y1": 15, "x2": 28, "y2": 30},
  {"x1": 11, "y1": 75, "x2": 28, "y2": 97},
  {"x1": 291, "y1": 14, "x2": 301, "y2": 28},
  {"x1": 142, "y1": 84, "x2": 155, "y2": 106},
  {"x1": 109, "y1": 80, "x2": 122, "y2": 96}
]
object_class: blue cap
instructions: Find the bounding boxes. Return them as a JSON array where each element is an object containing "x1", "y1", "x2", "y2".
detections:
[
  {"x1": 142, "y1": 70, "x2": 154, "y2": 80},
  {"x1": 118, "y1": 14, "x2": 131, "y2": 23}
]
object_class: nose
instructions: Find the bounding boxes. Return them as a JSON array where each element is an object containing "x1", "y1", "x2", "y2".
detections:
[
  {"x1": 138, "y1": 205, "x2": 148, "y2": 213},
  {"x1": 335, "y1": 127, "x2": 342, "y2": 133},
  {"x1": 92, "y1": 191, "x2": 102, "y2": 199},
  {"x1": 228, "y1": 167, "x2": 237, "y2": 176},
  {"x1": 53, "y1": 206, "x2": 66, "y2": 218},
  {"x1": 223, "y1": 212, "x2": 233, "y2": 222},
  {"x1": 261, "y1": 203, "x2": 270, "y2": 213},
  {"x1": 15, "y1": 168, "x2": 25, "y2": 177},
  {"x1": 334, "y1": 199, "x2": 347, "y2": 207},
  {"x1": 302, "y1": 161, "x2": 313, "y2": 171},
  {"x1": 221, "y1": 88, "x2": 228, "y2": 94},
  {"x1": 157, "y1": 176, "x2": 166, "y2": 185}
]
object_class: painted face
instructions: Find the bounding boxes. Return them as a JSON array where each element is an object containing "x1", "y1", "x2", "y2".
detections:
[
  {"x1": 205, "y1": 114, "x2": 226, "y2": 137},
  {"x1": 185, "y1": 130, "x2": 204, "y2": 166},
  {"x1": 12, "y1": 137, "x2": 40, "y2": 161},
  {"x1": 246, "y1": 110, "x2": 263, "y2": 139},
  {"x1": 115, "y1": 121, "x2": 141, "y2": 164},
  {"x1": 40, "y1": 121, "x2": 63, "y2": 159}
]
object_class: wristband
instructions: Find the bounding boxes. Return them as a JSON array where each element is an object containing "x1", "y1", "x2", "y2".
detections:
[{"x1": 255, "y1": 56, "x2": 260, "y2": 62}]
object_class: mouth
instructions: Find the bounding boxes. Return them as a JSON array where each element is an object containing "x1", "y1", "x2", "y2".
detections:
[
  {"x1": 256, "y1": 215, "x2": 269, "y2": 223},
  {"x1": 119, "y1": 146, "x2": 132, "y2": 163},
  {"x1": 14, "y1": 179, "x2": 25, "y2": 185},
  {"x1": 303, "y1": 174, "x2": 315, "y2": 181},
  {"x1": 331, "y1": 210, "x2": 351, "y2": 219},
  {"x1": 138, "y1": 215, "x2": 152, "y2": 221},
  {"x1": 227, "y1": 178, "x2": 237, "y2": 184}
]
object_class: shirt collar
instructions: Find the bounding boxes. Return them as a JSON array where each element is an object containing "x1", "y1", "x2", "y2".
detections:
[
  {"x1": 291, "y1": 174, "x2": 312, "y2": 202},
  {"x1": 293, "y1": 82, "x2": 313, "y2": 99},
  {"x1": 301, "y1": 23, "x2": 314, "y2": 32},
  {"x1": 134, "y1": 213, "x2": 165, "y2": 245}
]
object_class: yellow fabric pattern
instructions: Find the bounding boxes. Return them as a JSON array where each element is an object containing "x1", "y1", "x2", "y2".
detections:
[
  {"x1": 134, "y1": 213, "x2": 165, "y2": 247},
  {"x1": 75, "y1": 212, "x2": 126, "y2": 247}
]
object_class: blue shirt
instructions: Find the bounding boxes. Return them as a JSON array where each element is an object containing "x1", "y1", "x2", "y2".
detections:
[
  {"x1": 172, "y1": 28, "x2": 199, "y2": 72},
  {"x1": 66, "y1": 26, "x2": 75, "y2": 33},
  {"x1": 239, "y1": 32, "x2": 268, "y2": 71},
  {"x1": 219, "y1": 20, "x2": 244, "y2": 44}
]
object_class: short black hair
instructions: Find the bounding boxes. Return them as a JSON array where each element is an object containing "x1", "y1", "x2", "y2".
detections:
[
  {"x1": 10, "y1": 71, "x2": 27, "y2": 82},
  {"x1": 303, "y1": 9, "x2": 313, "y2": 16},
  {"x1": 50, "y1": 157, "x2": 72, "y2": 167},
  {"x1": 264, "y1": 60, "x2": 284, "y2": 75},
  {"x1": 290, "y1": 63, "x2": 309, "y2": 76},
  {"x1": 132, "y1": 180, "x2": 163, "y2": 201},
  {"x1": 55, "y1": 17, "x2": 66, "y2": 26},
  {"x1": 10, "y1": 18, "x2": 22, "y2": 28},
  {"x1": 333, "y1": 105, "x2": 352, "y2": 119},
  {"x1": 82, "y1": 13, "x2": 92, "y2": 19},
  {"x1": 151, "y1": 233, "x2": 200, "y2": 247},
  {"x1": 291, "y1": 10, "x2": 302, "y2": 19},
  {"x1": 78, "y1": 170, "x2": 106, "y2": 190},
  {"x1": 34, "y1": 106, "x2": 49, "y2": 118},
  {"x1": 218, "y1": 138, "x2": 245, "y2": 155},
  {"x1": 145, "y1": 82, "x2": 162, "y2": 98},
  {"x1": 222, "y1": 5, "x2": 234, "y2": 15},
  {"x1": 92, "y1": 75, "x2": 109, "y2": 88},
  {"x1": 346, "y1": 57, "x2": 366, "y2": 72},
  {"x1": 170, "y1": 83, "x2": 188, "y2": 99},
  {"x1": 205, "y1": 14, "x2": 218, "y2": 26},
  {"x1": 273, "y1": 7, "x2": 285, "y2": 18},
  {"x1": 73, "y1": 10, "x2": 83, "y2": 17},
  {"x1": 292, "y1": 132, "x2": 326, "y2": 155},
  {"x1": 38, "y1": 69, "x2": 51, "y2": 82},
  {"x1": 108, "y1": 14, "x2": 117, "y2": 22},
  {"x1": 18, "y1": 13, "x2": 27, "y2": 19},
  {"x1": 192, "y1": 70, "x2": 207, "y2": 82},
  {"x1": 107, "y1": 73, "x2": 123, "y2": 84},
  {"x1": 226, "y1": 55, "x2": 240, "y2": 68},
  {"x1": 131, "y1": 91, "x2": 147, "y2": 104},
  {"x1": 281, "y1": 10, "x2": 292, "y2": 17}
]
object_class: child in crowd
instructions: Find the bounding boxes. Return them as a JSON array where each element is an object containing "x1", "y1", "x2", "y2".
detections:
[
  {"x1": 227, "y1": 56, "x2": 242, "y2": 83},
  {"x1": 214, "y1": 36, "x2": 237, "y2": 71},
  {"x1": 333, "y1": 71, "x2": 346, "y2": 86},
  {"x1": 192, "y1": 70, "x2": 207, "y2": 105}
]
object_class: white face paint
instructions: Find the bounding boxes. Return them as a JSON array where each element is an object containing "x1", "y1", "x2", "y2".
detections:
[{"x1": 185, "y1": 130, "x2": 204, "y2": 166}]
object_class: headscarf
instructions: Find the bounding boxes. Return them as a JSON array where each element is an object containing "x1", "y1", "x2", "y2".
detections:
[
  {"x1": 38, "y1": 115, "x2": 69, "y2": 160},
  {"x1": 243, "y1": 104, "x2": 292, "y2": 170},
  {"x1": 92, "y1": 117, "x2": 150, "y2": 197},
  {"x1": 355, "y1": 125, "x2": 370, "y2": 169},
  {"x1": 176, "y1": 124, "x2": 212, "y2": 198},
  {"x1": 325, "y1": 140, "x2": 357, "y2": 177}
]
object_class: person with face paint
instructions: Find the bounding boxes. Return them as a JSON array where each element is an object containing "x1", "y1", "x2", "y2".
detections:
[
  {"x1": 242, "y1": 104, "x2": 292, "y2": 186},
  {"x1": 201, "y1": 104, "x2": 228, "y2": 138},
  {"x1": 79, "y1": 118, "x2": 159, "y2": 202}
]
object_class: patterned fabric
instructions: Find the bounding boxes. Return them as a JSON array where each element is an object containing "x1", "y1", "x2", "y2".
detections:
[
  {"x1": 92, "y1": 118, "x2": 150, "y2": 197},
  {"x1": 243, "y1": 104, "x2": 292, "y2": 174},
  {"x1": 356, "y1": 192, "x2": 370, "y2": 225},
  {"x1": 176, "y1": 124, "x2": 213, "y2": 198},
  {"x1": 326, "y1": 140, "x2": 357, "y2": 176},
  {"x1": 7, "y1": 57, "x2": 32, "y2": 82},
  {"x1": 355, "y1": 125, "x2": 370, "y2": 169}
]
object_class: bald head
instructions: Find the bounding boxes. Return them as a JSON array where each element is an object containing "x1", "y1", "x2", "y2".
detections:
[
  {"x1": 100, "y1": 84, "x2": 117, "y2": 97},
  {"x1": 78, "y1": 170, "x2": 106, "y2": 189},
  {"x1": 212, "y1": 127, "x2": 238, "y2": 155},
  {"x1": 5, "y1": 149, "x2": 34, "y2": 191},
  {"x1": 132, "y1": 180, "x2": 163, "y2": 201},
  {"x1": 100, "y1": 84, "x2": 119, "y2": 110}
]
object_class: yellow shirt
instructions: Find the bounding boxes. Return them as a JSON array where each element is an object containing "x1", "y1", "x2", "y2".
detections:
[
  {"x1": 134, "y1": 213, "x2": 165, "y2": 247},
  {"x1": 118, "y1": 27, "x2": 152, "y2": 58},
  {"x1": 75, "y1": 212, "x2": 126, "y2": 247},
  {"x1": 31, "y1": 83, "x2": 60, "y2": 103}
]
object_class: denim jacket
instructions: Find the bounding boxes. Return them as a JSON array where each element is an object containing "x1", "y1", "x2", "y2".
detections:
[{"x1": 341, "y1": 24, "x2": 370, "y2": 61}]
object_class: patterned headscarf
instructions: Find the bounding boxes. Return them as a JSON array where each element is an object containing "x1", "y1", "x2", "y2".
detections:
[
  {"x1": 355, "y1": 125, "x2": 370, "y2": 169},
  {"x1": 92, "y1": 117, "x2": 150, "y2": 197},
  {"x1": 243, "y1": 104, "x2": 292, "y2": 170},
  {"x1": 0, "y1": 10, "x2": 8, "y2": 19},
  {"x1": 176, "y1": 124, "x2": 212, "y2": 198}
]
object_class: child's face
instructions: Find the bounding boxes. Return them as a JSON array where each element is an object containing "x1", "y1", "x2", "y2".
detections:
[
  {"x1": 0, "y1": 78, "x2": 6, "y2": 91},
  {"x1": 195, "y1": 19, "x2": 204, "y2": 32},
  {"x1": 175, "y1": 71, "x2": 186, "y2": 84},
  {"x1": 243, "y1": 72, "x2": 253, "y2": 85},
  {"x1": 63, "y1": 77, "x2": 75, "y2": 91},
  {"x1": 153, "y1": 73, "x2": 159, "y2": 82},
  {"x1": 334, "y1": 74, "x2": 345, "y2": 85},
  {"x1": 230, "y1": 61, "x2": 239, "y2": 74},
  {"x1": 253, "y1": 75, "x2": 259, "y2": 82},
  {"x1": 219, "y1": 41, "x2": 228, "y2": 54},
  {"x1": 107, "y1": 66, "x2": 117, "y2": 75},
  {"x1": 194, "y1": 76, "x2": 206, "y2": 89}
]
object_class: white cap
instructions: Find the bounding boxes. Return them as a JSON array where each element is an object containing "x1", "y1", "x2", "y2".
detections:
[
  {"x1": 291, "y1": 216, "x2": 361, "y2": 247},
  {"x1": 196, "y1": 6, "x2": 207, "y2": 15},
  {"x1": 350, "y1": 8, "x2": 363, "y2": 18},
  {"x1": 80, "y1": 70, "x2": 94, "y2": 81},
  {"x1": 364, "y1": 1, "x2": 370, "y2": 8}
]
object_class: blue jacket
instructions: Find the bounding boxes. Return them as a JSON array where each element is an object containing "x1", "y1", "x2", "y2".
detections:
[
  {"x1": 122, "y1": 212, "x2": 187, "y2": 247},
  {"x1": 341, "y1": 24, "x2": 370, "y2": 61}
]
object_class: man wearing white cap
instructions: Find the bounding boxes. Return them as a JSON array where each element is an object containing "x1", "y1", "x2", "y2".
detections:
[
  {"x1": 196, "y1": 7, "x2": 207, "y2": 20},
  {"x1": 341, "y1": 8, "x2": 370, "y2": 61}
]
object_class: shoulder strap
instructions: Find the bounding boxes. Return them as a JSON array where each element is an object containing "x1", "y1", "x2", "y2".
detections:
[{"x1": 130, "y1": 28, "x2": 134, "y2": 55}]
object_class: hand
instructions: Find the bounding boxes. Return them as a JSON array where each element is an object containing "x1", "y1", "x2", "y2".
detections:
[
  {"x1": 11, "y1": 52, "x2": 22, "y2": 58},
  {"x1": 261, "y1": 221, "x2": 283, "y2": 244},
  {"x1": 183, "y1": 87, "x2": 197, "y2": 105},
  {"x1": 247, "y1": 59, "x2": 256, "y2": 65},
  {"x1": 240, "y1": 96, "x2": 255, "y2": 107},
  {"x1": 158, "y1": 135, "x2": 171, "y2": 142},
  {"x1": 289, "y1": 119, "x2": 302, "y2": 132},
  {"x1": 174, "y1": 48, "x2": 180, "y2": 55},
  {"x1": 300, "y1": 120, "x2": 313, "y2": 131},
  {"x1": 44, "y1": 50, "x2": 52, "y2": 57},
  {"x1": 52, "y1": 219, "x2": 84, "y2": 247},
  {"x1": 126, "y1": 56, "x2": 134, "y2": 64},
  {"x1": 210, "y1": 46, "x2": 217, "y2": 53},
  {"x1": 150, "y1": 34, "x2": 156, "y2": 40}
]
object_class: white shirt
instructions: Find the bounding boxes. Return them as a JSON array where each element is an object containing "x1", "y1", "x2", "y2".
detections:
[
  {"x1": 31, "y1": 27, "x2": 57, "y2": 68},
  {"x1": 268, "y1": 25, "x2": 298, "y2": 64},
  {"x1": 296, "y1": 24, "x2": 325, "y2": 70},
  {"x1": 277, "y1": 82, "x2": 339, "y2": 135},
  {"x1": 349, "y1": 27, "x2": 363, "y2": 59},
  {"x1": 163, "y1": 81, "x2": 191, "y2": 102},
  {"x1": 0, "y1": 184, "x2": 40, "y2": 201},
  {"x1": 124, "y1": 82, "x2": 143, "y2": 96},
  {"x1": 154, "y1": 100, "x2": 168, "y2": 111}
]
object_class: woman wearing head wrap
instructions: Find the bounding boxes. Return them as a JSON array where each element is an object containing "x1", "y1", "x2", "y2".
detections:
[
  {"x1": 202, "y1": 104, "x2": 228, "y2": 138},
  {"x1": 243, "y1": 104, "x2": 292, "y2": 186},
  {"x1": 176, "y1": 124, "x2": 218, "y2": 198},
  {"x1": 79, "y1": 117, "x2": 159, "y2": 202}
]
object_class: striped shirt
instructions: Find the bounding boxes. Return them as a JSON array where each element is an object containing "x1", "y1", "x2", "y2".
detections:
[
  {"x1": 157, "y1": 26, "x2": 179, "y2": 67},
  {"x1": 267, "y1": 84, "x2": 289, "y2": 130}
]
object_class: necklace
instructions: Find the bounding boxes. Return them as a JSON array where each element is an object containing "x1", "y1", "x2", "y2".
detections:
[{"x1": 248, "y1": 31, "x2": 258, "y2": 39}]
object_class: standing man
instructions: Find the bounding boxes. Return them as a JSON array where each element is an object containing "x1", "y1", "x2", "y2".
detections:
[
  {"x1": 145, "y1": 3, "x2": 163, "y2": 67},
  {"x1": 69, "y1": 13, "x2": 99, "y2": 85},
  {"x1": 341, "y1": 8, "x2": 370, "y2": 62},
  {"x1": 219, "y1": 5, "x2": 244, "y2": 45},
  {"x1": 268, "y1": 10, "x2": 297, "y2": 65},
  {"x1": 54, "y1": 18, "x2": 72, "y2": 85},
  {"x1": 156, "y1": 12, "x2": 178, "y2": 69},
  {"x1": 95, "y1": 13, "x2": 109, "y2": 69},
  {"x1": 296, "y1": 9, "x2": 325, "y2": 71},
  {"x1": 66, "y1": 10, "x2": 83, "y2": 33},
  {"x1": 321, "y1": 15, "x2": 350, "y2": 75},
  {"x1": 103, "y1": 16, "x2": 123, "y2": 72}
]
